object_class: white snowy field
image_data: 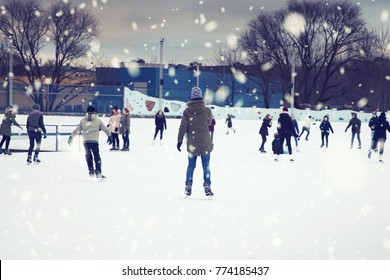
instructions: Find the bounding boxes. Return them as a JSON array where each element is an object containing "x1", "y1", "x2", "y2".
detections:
[{"x1": 0, "y1": 116, "x2": 390, "y2": 260}]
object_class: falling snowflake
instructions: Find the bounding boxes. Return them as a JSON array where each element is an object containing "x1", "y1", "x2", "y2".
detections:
[
  {"x1": 227, "y1": 34, "x2": 237, "y2": 48},
  {"x1": 205, "y1": 21, "x2": 218, "y2": 32},
  {"x1": 283, "y1": 13, "x2": 306, "y2": 37},
  {"x1": 381, "y1": 10, "x2": 389, "y2": 23}
]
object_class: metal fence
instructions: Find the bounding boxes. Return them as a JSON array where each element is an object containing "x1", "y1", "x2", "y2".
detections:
[
  {"x1": 9, "y1": 124, "x2": 77, "y2": 152},
  {"x1": 0, "y1": 82, "x2": 124, "y2": 114}
]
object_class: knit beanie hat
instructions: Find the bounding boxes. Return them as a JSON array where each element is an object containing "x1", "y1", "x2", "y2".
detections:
[
  {"x1": 87, "y1": 105, "x2": 96, "y2": 113},
  {"x1": 32, "y1": 103, "x2": 40, "y2": 110},
  {"x1": 191, "y1": 87, "x2": 202, "y2": 100}
]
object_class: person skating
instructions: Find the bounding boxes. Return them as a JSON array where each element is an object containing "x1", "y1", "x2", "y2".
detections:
[
  {"x1": 319, "y1": 115, "x2": 334, "y2": 148},
  {"x1": 298, "y1": 115, "x2": 313, "y2": 141},
  {"x1": 259, "y1": 114, "x2": 272, "y2": 153},
  {"x1": 272, "y1": 133, "x2": 282, "y2": 155},
  {"x1": 225, "y1": 114, "x2": 236, "y2": 134},
  {"x1": 108, "y1": 106, "x2": 121, "y2": 150},
  {"x1": 208, "y1": 116, "x2": 216, "y2": 145},
  {"x1": 0, "y1": 106, "x2": 23, "y2": 155},
  {"x1": 26, "y1": 104, "x2": 46, "y2": 164},
  {"x1": 68, "y1": 106, "x2": 112, "y2": 179},
  {"x1": 120, "y1": 108, "x2": 130, "y2": 151},
  {"x1": 177, "y1": 86, "x2": 214, "y2": 198},
  {"x1": 153, "y1": 110, "x2": 167, "y2": 145},
  {"x1": 368, "y1": 111, "x2": 377, "y2": 151},
  {"x1": 345, "y1": 112, "x2": 362, "y2": 149},
  {"x1": 368, "y1": 112, "x2": 390, "y2": 163},
  {"x1": 275, "y1": 107, "x2": 297, "y2": 162},
  {"x1": 291, "y1": 115, "x2": 300, "y2": 152}
]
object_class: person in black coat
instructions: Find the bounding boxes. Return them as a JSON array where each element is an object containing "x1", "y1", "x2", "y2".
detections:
[
  {"x1": 319, "y1": 115, "x2": 334, "y2": 148},
  {"x1": 276, "y1": 107, "x2": 297, "y2": 162},
  {"x1": 272, "y1": 133, "x2": 282, "y2": 154},
  {"x1": 345, "y1": 112, "x2": 362, "y2": 149},
  {"x1": 291, "y1": 115, "x2": 300, "y2": 152},
  {"x1": 26, "y1": 104, "x2": 47, "y2": 164},
  {"x1": 153, "y1": 110, "x2": 167, "y2": 144},
  {"x1": 368, "y1": 112, "x2": 390, "y2": 162},
  {"x1": 259, "y1": 114, "x2": 273, "y2": 153},
  {"x1": 368, "y1": 111, "x2": 377, "y2": 149},
  {"x1": 208, "y1": 117, "x2": 216, "y2": 145}
]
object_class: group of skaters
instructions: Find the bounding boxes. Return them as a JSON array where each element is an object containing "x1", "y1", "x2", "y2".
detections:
[
  {"x1": 257, "y1": 108, "x2": 389, "y2": 163},
  {"x1": 0, "y1": 104, "x2": 46, "y2": 164}
]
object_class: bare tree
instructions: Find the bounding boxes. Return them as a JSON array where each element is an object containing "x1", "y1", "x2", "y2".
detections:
[
  {"x1": 0, "y1": 0, "x2": 99, "y2": 111},
  {"x1": 240, "y1": 0, "x2": 367, "y2": 108},
  {"x1": 240, "y1": 21, "x2": 286, "y2": 108}
]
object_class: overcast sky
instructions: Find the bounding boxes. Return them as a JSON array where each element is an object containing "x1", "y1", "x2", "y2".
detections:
[{"x1": 46, "y1": 0, "x2": 390, "y2": 65}]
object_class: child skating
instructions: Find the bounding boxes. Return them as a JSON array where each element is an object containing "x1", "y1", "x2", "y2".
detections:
[
  {"x1": 153, "y1": 110, "x2": 167, "y2": 145},
  {"x1": 225, "y1": 114, "x2": 236, "y2": 134},
  {"x1": 259, "y1": 114, "x2": 272, "y2": 153},
  {"x1": 319, "y1": 115, "x2": 334, "y2": 148}
]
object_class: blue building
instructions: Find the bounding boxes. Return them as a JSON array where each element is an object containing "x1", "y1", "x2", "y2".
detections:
[{"x1": 95, "y1": 63, "x2": 283, "y2": 108}]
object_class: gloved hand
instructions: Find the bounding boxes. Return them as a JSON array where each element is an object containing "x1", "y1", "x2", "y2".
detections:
[
  {"x1": 68, "y1": 136, "x2": 73, "y2": 146},
  {"x1": 177, "y1": 142, "x2": 182, "y2": 152},
  {"x1": 43, "y1": 133, "x2": 47, "y2": 139},
  {"x1": 107, "y1": 135, "x2": 113, "y2": 145},
  {"x1": 115, "y1": 127, "x2": 118, "y2": 132},
  {"x1": 344, "y1": 129, "x2": 347, "y2": 133}
]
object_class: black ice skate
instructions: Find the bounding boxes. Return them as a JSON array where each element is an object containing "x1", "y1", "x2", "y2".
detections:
[
  {"x1": 89, "y1": 170, "x2": 95, "y2": 177},
  {"x1": 96, "y1": 172, "x2": 107, "y2": 182},
  {"x1": 204, "y1": 186, "x2": 214, "y2": 198},
  {"x1": 184, "y1": 185, "x2": 192, "y2": 197},
  {"x1": 3, "y1": 149, "x2": 12, "y2": 155},
  {"x1": 27, "y1": 156, "x2": 32, "y2": 165},
  {"x1": 33, "y1": 155, "x2": 41, "y2": 165}
]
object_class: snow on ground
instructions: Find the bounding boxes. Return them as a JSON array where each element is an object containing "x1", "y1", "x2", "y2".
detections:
[{"x1": 0, "y1": 117, "x2": 390, "y2": 260}]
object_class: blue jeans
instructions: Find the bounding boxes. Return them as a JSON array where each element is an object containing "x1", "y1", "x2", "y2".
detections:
[
  {"x1": 186, "y1": 153, "x2": 211, "y2": 186},
  {"x1": 351, "y1": 132, "x2": 361, "y2": 147}
]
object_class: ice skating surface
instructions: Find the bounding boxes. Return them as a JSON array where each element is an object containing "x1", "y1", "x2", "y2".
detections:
[{"x1": 0, "y1": 118, "x2": 389, "y2": 260}]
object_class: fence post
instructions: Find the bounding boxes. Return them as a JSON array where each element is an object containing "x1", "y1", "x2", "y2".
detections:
[{"x1": 56, "y1": 125, "x2": 59, "y2": 152}]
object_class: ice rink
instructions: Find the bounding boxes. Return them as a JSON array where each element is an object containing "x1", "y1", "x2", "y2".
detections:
[{"x1": 0, "y1": 116, "x2": 389, "y2": 259}]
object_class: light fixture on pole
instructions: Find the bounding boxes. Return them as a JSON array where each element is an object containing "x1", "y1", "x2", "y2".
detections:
[{"x1": 159, "y1": 38, "x2": 164, "y2": 111}]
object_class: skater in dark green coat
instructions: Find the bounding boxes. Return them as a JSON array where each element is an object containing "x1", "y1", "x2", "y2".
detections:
[{"x1": 0, "y1": 106, "x2": 23, "y2": 155}]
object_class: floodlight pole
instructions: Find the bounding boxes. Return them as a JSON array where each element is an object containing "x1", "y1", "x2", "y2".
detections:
[
  {"x1": 196, "y1": 63, "x2": 200, "y2": 88},
  {"x1": 290, "y1": 44, "x2": 297, "y2": 114},
  {"x1": 8, "y1": 38, "x2": 13, "y2": 106},
  {"x1": 159, "y1": 38, "x2": 164, "y2": 111}
]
